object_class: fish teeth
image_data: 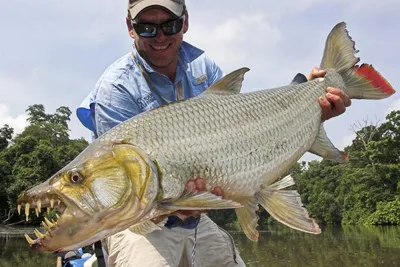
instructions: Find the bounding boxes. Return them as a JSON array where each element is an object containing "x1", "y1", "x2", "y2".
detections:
[
  {"x1": 41, "y1": 221, "x2": 49, "y2": 230},
  {"x1": 37, "y1": 200, "x2": 42, "y2": 211},
  {"x1": 50, "y1": 199, "x2": 55, "y2": 209},
  {"x1": 17, "y1": 204, "x2": 21, "y2": 215},
  {"x1": 35, "y1": 208, "x2": 39, "y2": 217},
  {"x1": 34, "y1": 229, "x2": 45, "y2": 239},
  {"x1": 24, "y1": 234, "x2": 35, "y2": 246},
  {"x1": 44, "y1": 217, "x2": 55, "y2": 228},
  {"x1": 47, "y1": 207, "x2": 50, "y2": 214},
  {"x1": 25, "y1": 203, "x2": 30, "y2": 221}
]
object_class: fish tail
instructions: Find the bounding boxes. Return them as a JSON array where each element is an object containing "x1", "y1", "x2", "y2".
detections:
[
  {"x1": 254, "y1": 175, "x2": 321, "y2": 235},
  {"x1": 320, "y1": 22, "x2": 395, "y2": 99}
]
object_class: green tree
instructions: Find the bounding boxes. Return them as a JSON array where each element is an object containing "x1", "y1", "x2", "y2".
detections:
[
  {"x1": 0, "y1": 124, "x2": 14, "y2": 151},
  {"x1": 0, "y1": 105, "x2": 88, "y2": 224}
]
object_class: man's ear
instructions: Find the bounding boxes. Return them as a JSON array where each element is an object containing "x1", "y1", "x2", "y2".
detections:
[
  {"x1": 183, "y1": 10, "x2": 189, "y2": 34},
  {"x1": 126, "y1": 17, "x2": 135, "y2": 39}
]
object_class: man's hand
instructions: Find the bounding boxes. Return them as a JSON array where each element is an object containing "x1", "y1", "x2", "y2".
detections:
[
  {"x1": 308, "y1": 67, "x2": 351, "y2": 121},
  {"x1": 175, "y1": 178, "x2": 223, "y2": 219}
]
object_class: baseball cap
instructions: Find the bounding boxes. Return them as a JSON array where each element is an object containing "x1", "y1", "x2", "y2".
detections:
[{"x1": 128, "y1": 0, "x2": 186, "y2": 20}]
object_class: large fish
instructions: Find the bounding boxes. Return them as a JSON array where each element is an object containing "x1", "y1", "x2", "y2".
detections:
[{"x1": 17, "y1": 22, "x2": 395, "y2": 253}]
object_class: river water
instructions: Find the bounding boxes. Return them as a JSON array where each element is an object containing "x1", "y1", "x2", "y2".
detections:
[{"x1": 0, "y1": 225, "x2": 399, "y2": 267}]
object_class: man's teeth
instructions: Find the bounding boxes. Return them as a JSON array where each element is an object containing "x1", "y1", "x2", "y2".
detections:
[{"x1": 152, "y1": 44, "x2": 169, "y2": 50}]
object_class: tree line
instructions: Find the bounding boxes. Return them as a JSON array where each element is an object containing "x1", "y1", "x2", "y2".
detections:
[{"x1": 0, "y1": 104, "x2": 399, "y2": 227}]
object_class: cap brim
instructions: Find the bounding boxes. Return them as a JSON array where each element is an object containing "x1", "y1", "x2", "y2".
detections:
[{"x1": 129, "y1": 0, "x2": 184, "y2": 19}]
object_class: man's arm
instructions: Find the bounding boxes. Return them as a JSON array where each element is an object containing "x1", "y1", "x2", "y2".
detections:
[{"x1": 92, "y1": 84, "x2": 141, "y2": 137}]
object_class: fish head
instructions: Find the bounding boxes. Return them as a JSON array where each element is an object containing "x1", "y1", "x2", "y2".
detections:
[{"x1": 17, "y1": 141, "x2": 160, "y2": 253}]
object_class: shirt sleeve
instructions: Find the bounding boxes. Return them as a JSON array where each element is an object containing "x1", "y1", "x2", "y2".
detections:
[
  {"x1": 92, "y1": 84, "x2": 141, "y2": 138},
  {"x1": 205, "y1": 55, "x2": 224, "y2": 85}
]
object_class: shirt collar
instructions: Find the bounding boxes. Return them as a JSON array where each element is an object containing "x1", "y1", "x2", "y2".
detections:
[{"x1": 130, "y1": 41, "x2": 205, "y2": 75}]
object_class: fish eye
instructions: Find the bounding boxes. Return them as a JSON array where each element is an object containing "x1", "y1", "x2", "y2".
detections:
[{"x1": 68, "y1": 170, "x2": 83, "y2": 184}]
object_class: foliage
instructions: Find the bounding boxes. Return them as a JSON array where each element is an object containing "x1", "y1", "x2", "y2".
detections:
[{"x1": 0, "y1": 105, "x2": 88, "y2": 224}]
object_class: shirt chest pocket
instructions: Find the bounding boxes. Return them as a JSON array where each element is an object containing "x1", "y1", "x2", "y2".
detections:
[{"x1": 190, "y1": 74, "x2": 210, "y2": 96}]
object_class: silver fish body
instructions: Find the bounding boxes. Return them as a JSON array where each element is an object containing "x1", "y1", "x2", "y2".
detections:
[{"x1": 99, "y1": 72, "x2": 342, "y2": 200}]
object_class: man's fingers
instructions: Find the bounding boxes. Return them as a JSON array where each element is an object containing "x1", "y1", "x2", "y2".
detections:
[
  {"x1": 327, "y1": 93, "x2": 346, "y2": 115},
  {"x1": 186, "y1": 180, "x2": 196, "y2": 192},
  {"x1": 308, "y1": 67, "x2": 327, "y2": 80},
  {"x1": 211, "y1": 187, "x2": 224, "y2": 198},
  {"x1": 318, "y1": 96, "x2": 331, "y2": 121},
  {"x1": 194, "y1": 178, "x2": 206, "y2": 192},
  {"x1": 326, "y1": 87, "x2": 352, "y2": 107}
]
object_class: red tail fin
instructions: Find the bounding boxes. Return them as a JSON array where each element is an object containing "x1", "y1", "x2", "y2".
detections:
[{"x1": 354, "y1": 64, "x2": 395, "y2": 96}]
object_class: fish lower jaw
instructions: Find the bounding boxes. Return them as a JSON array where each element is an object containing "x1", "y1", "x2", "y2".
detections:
[{"x1": 23, "y1": 206, "x2": 88, "y2": 252}]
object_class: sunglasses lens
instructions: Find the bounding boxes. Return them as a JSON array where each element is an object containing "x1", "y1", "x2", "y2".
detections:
[
  {"x1": 133, "y1": 24, "x2": 157, "y2": 37},
  {"x1": 161, "y1": 18, "x2": 184, "y2": 36},
  {"x1": 132, "y1": 17, "x2": 184, "y2": 38}
]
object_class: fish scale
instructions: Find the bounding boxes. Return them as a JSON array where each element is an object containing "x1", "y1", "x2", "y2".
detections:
[{"x1": 99, "y1": 74, "x2": 337, "y2": 199}]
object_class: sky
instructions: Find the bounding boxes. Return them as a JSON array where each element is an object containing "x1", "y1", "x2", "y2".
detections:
[{"x1": 1, "y1": 0, "x2": 399, "y2": 161}]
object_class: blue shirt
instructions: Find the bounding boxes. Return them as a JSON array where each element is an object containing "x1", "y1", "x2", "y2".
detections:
[
  {"x1": 77, "y1": 41, "x2": 224, "y2": 138},
  {"x1": 76, "y1": 41, "x2": 224, "y2": 229}
]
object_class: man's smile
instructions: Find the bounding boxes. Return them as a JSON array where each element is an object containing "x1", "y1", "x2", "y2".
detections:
[{"x1": 150, "y1": 43, "x2": 171, "y2": 52}]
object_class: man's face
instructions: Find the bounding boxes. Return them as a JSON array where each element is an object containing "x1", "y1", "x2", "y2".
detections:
[{"x1": 128, "y1": 7, "x2": 188, "y2": 70}]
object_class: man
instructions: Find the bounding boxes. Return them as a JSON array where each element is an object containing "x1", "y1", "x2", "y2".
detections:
[{"x1": 77, "y1": 0, "x2": 351, "y2": 266}]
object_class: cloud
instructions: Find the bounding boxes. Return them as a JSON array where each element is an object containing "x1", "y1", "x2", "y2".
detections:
[
  {"x1": 185, "y1": 12, "x2": 281, "y2": 74},
  {"x1": 338, "y1": 134, "x2": 356, "y2": 150},
  {"x1": 0, "y1": 103, "x2": 28, "y2": 135},
  {"x1": 387, "y1": 98, "x2": 400, "y2": 115}
]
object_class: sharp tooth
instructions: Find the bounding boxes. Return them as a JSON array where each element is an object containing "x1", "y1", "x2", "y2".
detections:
[
  {"x1": 44, "y1": 217, "x2": 54, "y2": 228},
  {"x1": 35, "y1": 208, "x2": 39, "y2": 217},
  {"x1": 24, "y1": 234, "x2": 35, "y2": 245},
  {"x1": 17, "y1": 204, "x2": 21, "y2": 215},
  {"x1": 47, "y1": 207, "x2": 50, "y2": 214},
  {"x1": 56, "y1": 214, "x2": 61, "y2": 220},
  {"x1": 37, "y1": 200, "x2": 42, "y2": 211},
  {"x1": 34, "y1": 229, "x2": 45, "y2": 239},
  {"x1": 41, "y1": 221, "x2": 50, "y2": 230},
  {"x1": 50, "y1": 199, "x2": 55, "y2": 209},
  {"x1": 25, "y1": 203, "x2": 30, "y2": 221},
  {"x1": 57, "y1": 200, "x2": 61, "y2": 206}
]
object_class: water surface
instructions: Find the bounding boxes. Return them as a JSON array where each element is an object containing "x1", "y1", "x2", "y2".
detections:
[{"x1": 0, "y1": 226, "x2": 399, "y2": 266}]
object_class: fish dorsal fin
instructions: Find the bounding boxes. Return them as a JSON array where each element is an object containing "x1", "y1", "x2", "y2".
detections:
[{"x1": 201, "y1": 67, "x2": 250, "y2": 96}]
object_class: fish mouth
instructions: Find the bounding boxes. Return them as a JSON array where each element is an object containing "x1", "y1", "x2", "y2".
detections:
[{"x1": 17, "y1": 184, "x2": 87, "y2": 253}]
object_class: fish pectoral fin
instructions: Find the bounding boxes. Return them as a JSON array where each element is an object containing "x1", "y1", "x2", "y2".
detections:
[
  {"x1": 162, "y1": 191, "x2": 243, "y2": 210},
  {"x1": 255, "y1": 175, "x2": 321, "y2": 235},
  {"x1": 309, "y1": 125, "x2": 348, "y2": 163},
  {"x1": 129, "y1": 217, "x2": 167, "y2": 235},
  {"x1": 235, "y1": 197, "x2": 260, "y2": 241},
  {"x1": 200, "y1": 67, "x2": 249, "y2": 96}
]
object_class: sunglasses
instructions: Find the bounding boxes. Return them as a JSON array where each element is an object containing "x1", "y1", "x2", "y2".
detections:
[{"x1": 132, "y1": 15, "x2": 185, "y2": 38}]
